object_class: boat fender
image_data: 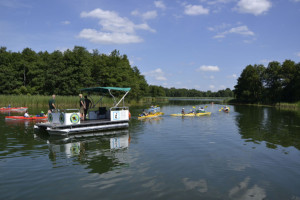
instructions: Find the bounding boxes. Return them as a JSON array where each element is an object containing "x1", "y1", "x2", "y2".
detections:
[
  {"x1": 48, "y1": 113, "x2": 53, "y2": 122},
  {"x1": 59, "y1": 113, "x2": 65, "y2": 124}
]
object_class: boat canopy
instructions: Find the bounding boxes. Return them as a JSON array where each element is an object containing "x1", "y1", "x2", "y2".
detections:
[
  {"x1": 80, "y1": 87, "x2": 131, "y2": 93},
  {"x1": 80, "y1": 87, "x2": 131, "y2": 108}
]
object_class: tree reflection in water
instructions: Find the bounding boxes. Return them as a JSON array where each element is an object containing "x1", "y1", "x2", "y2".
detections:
[{"x1": 235, "y1": 106, "x2": 300, "y2": 151}]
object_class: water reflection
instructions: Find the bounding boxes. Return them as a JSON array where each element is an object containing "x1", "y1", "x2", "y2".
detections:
[
  {"x1": 36, "y1": 130, "x2": 130, "y2": 174},
  {"x1": 228, "y1": 177, "x2": 266, "y2": 200},
  {"x1": 235, "y1": 106, "x2": 300, "y2": 150}
]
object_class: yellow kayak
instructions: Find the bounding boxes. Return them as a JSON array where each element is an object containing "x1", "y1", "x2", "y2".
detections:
[
  {"x1": 138, "y1": 112, "x2": 164, "y2": 119},
  {"x1": 171, "y1": 112, "x2": 211, "y2": 117}
]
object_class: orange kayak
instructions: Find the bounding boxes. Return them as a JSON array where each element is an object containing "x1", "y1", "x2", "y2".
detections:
[
  {"x1": 5, "y1": 116, "x2": 47, "y2": 120},
  {"x1": 0, "y1": 107, "x2": 28, "y2": 112}
]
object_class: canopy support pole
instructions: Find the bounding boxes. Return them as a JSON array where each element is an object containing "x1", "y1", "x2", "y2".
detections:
[{"x1": 114, "y1": 91, "x2": 130, "y2": 107}]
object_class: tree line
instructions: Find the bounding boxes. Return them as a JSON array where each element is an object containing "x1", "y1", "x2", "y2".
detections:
[
  {"x1": 0, "y1": 46, "x2": 233, "y2": 99},
  {"x1": 148, "y1": 85, "x2": 233, "y2": 98},
  {"x1": 234, "y1": 60, "x2": 300, "y2": 104}
]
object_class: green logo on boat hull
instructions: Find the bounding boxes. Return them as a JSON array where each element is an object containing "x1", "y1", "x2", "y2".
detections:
[{"x1": 70, "y1": 113, "x2": 80, "y2": 124}]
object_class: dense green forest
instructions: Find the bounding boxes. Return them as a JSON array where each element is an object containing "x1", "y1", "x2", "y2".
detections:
[
  {"x1": 234, "y1": 60, "x2": 300, "y2": 104},
  {"x1": 0, "y1": 46, "x2": 233, "y2": 99}
]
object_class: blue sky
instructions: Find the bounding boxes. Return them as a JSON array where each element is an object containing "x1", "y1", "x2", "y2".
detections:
[{"x1": 1, "y1": 0, "x2": 300, "y2": 91}]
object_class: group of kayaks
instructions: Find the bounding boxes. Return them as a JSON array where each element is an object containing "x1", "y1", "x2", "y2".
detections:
[
  {"x1": 1, "y1": 106, "x2": 47, "y2": 120},
  {"x1": 138, "y1": 105, "x2": 229, "y2": 120},
  {"x1": 170, "y1": 112, "x2": 211, "y2": 117},
  {"x1": 2, "y1": 105, "x2": 229, "y2": 121}
]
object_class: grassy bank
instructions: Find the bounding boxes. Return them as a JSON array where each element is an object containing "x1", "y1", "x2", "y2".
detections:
[
  {"x1": 0, "y1": 95, "x2": 116, "y2": 108},
  {"x1": 0, "y1": 95, "x2": 170, "y2": 108},
  {"x1": 228, "y1": 99, "x2": 300, "y2": 110},
  {"x1": 275, "y1": 102, "x2": 300, "y2": 110}
]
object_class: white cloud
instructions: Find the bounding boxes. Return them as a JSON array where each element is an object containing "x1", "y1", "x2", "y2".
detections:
[
  {"x1": 196, "y1": 65, "x2": 220, "y2": 72},
  {"x1": 210, "y1": 75, "x2": 215, "y2": 79},
  {"x1": 154, "y1": 1, "x2": 166, "y2": 10},
  {"x1": 184, "y1": 5, "x2": 209, "y2": 15},
  {"x1": 0, "y1": 0, "x2": 31, "y2": 8},
  {"x1": 213, "y1": 25, "x2": 254, "y2": 39},
  {"x1": 131, "y1": 10, "x2": 157, "y2": 20},
  {"x1": 209, "y1": 85, "x2": 215, "y2": 89},
  {"x1": 236, "y1": 0, "x2": 272, "y2": 16},
  {"x1": 78, "y1": 29, "x2": 143, "y2": 44},
  {"x1": 143, "y1": 68, "x2": 167, "y2": 81},
  {"x1": 219, "y1": 85, "x2": 226, "y2": 89},
  {"x1": 296, "y1": 52, "x2": 300, "y2": 57},
  {"x1": 61, "y1": 20, "x2": 70, "y2": 25},
  {"x1": 79, "y1": 8, "x2": 155, "y2": 44},
  {"x1": 260, "y1": 59, "x2": 271, "y2": 64},
  {"x1": 207, "y1": 0, "x2": 234, "y2": 5},
  {"x1": 228, "y1": 26, "x2": 254, "y2": 35},
  {"x1": 208, "y1": 23, "x2": 231, "y2": 32},
  {"x1": 227, "y1": 74, "x2": 237, "y2": 79}
]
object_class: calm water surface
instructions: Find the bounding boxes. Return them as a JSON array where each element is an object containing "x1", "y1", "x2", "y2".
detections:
[{"x1": 1, "y1": 102, "x2": 300, "y2": 200}]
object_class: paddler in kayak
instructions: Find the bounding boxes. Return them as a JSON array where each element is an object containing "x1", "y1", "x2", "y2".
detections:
[
  {"x1": 196, "y1": 107, "x2": 205, "y2": 113},
  {"x1": 181, "y1": 108, "x2": 185, "y2": 114},
  {"x1": 24, "y1": 110, "x2": 30, "y2": 117},
  {"x1": 224, "y1": 106, "x2": 229, "y2": 112},
  {"x1": 140, "y1": 109, "x2": 149, "y2": 117}
]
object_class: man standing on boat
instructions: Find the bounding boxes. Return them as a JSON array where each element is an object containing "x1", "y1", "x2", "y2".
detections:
[
  {"x1": 84, "y1": 95, "x2": 91, "y2": 120},
  {"x1": 79, "y1": 94, "x2": 85, "y2": 120},
  {"x1": 48, "y1": 94, "x2": 56, "y2": 113}
]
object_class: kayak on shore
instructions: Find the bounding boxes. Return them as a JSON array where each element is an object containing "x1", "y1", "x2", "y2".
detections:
[
  {"x1": 0, "y1": 107, "x2": 28, "y2": 112},
  {"x1": 5, "y1": 116, "x2": 48, "y2": 120}
]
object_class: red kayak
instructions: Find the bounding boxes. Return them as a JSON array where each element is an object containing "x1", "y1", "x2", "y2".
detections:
[
  {"x1": 5, "y1": 116, "x2": 47, "y2": 120},
  {"x1": 0, "y1": 107, "x2": 28, "y2": 112}
]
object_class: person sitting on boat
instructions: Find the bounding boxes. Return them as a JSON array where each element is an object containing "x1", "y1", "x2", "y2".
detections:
[
  {"x1": 24, "y1": 110, "x2": 29, "y2": 118},
  {"x1": 181, "y1": 108, "x2": 185, "y2": 114},
  {"x1": 8, "y1": 104, "x2": 11, "y2": 108}
]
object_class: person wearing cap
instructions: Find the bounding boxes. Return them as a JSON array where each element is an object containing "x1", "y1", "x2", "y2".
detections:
[
  {"x1": 181, "y1": 108, "x2": 185, "y2": 114},
  {"x1": 40, "y1": 111, "x2": 45, "y2": 117}
]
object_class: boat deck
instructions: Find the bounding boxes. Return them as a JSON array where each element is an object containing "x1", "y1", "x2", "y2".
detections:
[
  {"x1": 36, "y1": 119, "x2": 129, "y2": 128},
  {"x1": 35, "y1": 119, "x2": 130, "y2": 135}
]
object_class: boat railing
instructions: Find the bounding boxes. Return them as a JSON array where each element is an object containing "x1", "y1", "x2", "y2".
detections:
[
  {"x1": 109, "y1": 106, "x2": 129, "y2": 111},
  {"x1": 61, "y1": 109, "x2": 80, "y2": 113},
  {"x1": 50, "y1": 109, "x2": 61, "y2": 113}
]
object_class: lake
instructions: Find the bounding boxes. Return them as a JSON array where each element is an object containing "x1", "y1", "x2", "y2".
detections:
[{"x1": 1, "y1": 101, "x2": 300, "y2": 200}]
